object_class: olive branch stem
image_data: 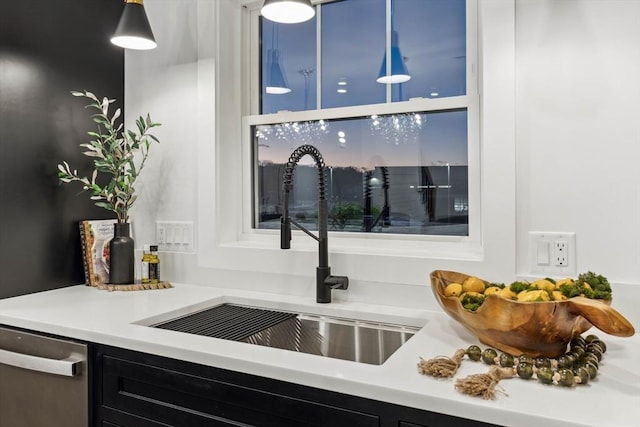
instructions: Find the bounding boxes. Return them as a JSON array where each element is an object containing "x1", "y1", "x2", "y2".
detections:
[{"x1": 57, "y1": 90, "x2": 161, "y2": 223}]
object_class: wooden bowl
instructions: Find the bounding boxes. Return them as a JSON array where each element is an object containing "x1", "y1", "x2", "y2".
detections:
[{"x1": 431, "y1": 270, "x2": 635, "y2": 358}]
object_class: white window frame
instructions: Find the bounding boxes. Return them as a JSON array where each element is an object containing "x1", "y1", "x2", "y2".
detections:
[
  {"x1": 195, "y1": 0, "x2": 517, "y2": 285},
  {"x1": 242, "y1": 0, "x2": 480, "y2": 250}
]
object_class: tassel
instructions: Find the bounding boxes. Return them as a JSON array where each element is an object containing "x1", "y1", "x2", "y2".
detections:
[
  {"x1": 417, "y1": 348, "x2": 467, "y2": 378},
  {"x1": 454, "y1": 365, "x2": 515, "y2": 399}
]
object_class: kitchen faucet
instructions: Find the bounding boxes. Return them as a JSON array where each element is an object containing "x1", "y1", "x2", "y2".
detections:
[{"x1": 280, "y1": 144, "x2": 349, "y2": 303}]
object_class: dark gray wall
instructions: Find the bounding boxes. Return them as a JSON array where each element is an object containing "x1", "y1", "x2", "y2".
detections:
[{"x1": 0, "y1": 0, "x2": 124, "y2": 298}]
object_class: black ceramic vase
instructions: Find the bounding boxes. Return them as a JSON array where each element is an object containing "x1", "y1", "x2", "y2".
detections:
[{"x1": 109, "y1": 222, "x2": 134, "y2": 284}]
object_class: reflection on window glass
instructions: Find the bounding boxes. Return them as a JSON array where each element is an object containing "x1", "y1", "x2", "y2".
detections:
[
  {"x1": 321, "y1": 0, "x2": 386, "y2": 109},
  {"x1": 260, "y1": 0, "x2": 466, "y2": 112},
  {"x1": 393, "y1": 0, "x2": 467, "y2": 100},
  {"x1": 261, "y1": 19, "x2": 316, "y2": 114},
  {"x1": 254, "y1": 110, "x2": 469, "y2": 236}
]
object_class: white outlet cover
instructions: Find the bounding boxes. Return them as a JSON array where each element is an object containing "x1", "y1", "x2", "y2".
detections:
[{"x1": 529, "y1": 232, "x2": 576, "y2": 277}]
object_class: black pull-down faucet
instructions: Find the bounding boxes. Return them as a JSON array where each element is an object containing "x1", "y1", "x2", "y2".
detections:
[{"x1": 280, "y1": 145, "x2": 349, "y2": 303}]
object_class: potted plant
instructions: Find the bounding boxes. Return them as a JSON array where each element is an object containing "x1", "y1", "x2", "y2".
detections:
[{"x1": 58, "y1": 90, "x2": 160, "y2": 284}]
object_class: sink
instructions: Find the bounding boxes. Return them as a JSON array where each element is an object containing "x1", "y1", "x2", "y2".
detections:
[{"x1": 149, "y1": 304, "x2": 421, "y2": 365}]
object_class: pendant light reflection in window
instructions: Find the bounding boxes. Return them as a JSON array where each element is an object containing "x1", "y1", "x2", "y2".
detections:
[
  {"x1": 265, "y1": 24, "x2": 291, "y2": 95},
  {"x1": 377, "y1": 0, "x2": 410, "y2": 84}
]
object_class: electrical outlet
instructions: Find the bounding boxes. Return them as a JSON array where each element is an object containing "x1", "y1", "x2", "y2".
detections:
[
  {"x1": 530, "y1": 232, "x2": 576, "y2": 276},
  {"x1": 156, "y1": 221, "x2": 195, "y2": 253},
  {"x1": 554, "y1": 240, "x2": 568, "y2": 266}
]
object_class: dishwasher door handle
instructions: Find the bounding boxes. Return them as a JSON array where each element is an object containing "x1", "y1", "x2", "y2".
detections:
[{"x1": 0, "y1": 348, "x2": 84, "y2": 377}]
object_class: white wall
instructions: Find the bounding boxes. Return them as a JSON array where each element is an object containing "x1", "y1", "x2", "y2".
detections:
[
  {"x1": 125, "y1": 0, "x2": 199, "y2": 244},
  {"x1": 126, "y1": 0, "x2": 639, "y2": 309},
  {"x1": 515, "y1": 0, "x2": 640, "y2": 283}
]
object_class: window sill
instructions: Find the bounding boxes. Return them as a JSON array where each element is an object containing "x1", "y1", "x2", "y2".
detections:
[
  {"x1": 218, "y1": 229, "x2": 482, "y2": 261},
  {"x1": 196, "y1": 229, "x2": 482, "y2": 288}
]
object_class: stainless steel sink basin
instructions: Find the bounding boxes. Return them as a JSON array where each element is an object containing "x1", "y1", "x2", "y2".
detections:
[{"x1": 151, "y1": 304, "x2": 420, "y2": 365}]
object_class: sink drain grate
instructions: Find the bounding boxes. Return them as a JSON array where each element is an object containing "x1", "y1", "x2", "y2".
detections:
[{"x1": 152, "y1": 304, "x2": 297, "y2": 342}]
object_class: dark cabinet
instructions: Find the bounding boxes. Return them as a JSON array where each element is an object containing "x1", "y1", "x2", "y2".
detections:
[{"x1": 92, "y1": 344, "x2": 499, "y2": 427}]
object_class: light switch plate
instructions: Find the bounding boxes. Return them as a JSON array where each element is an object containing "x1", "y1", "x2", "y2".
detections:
[
  {"x1": 529, "y1": 232, "x2": 576, "y2": 277},
  {"x1": 156, "y1": 221, "x2": 195, "y2": 253}
]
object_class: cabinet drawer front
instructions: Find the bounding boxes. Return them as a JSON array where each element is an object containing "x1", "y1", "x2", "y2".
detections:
[{"x1": 102, "y1": 355, "x2": 378, "y2": 427}]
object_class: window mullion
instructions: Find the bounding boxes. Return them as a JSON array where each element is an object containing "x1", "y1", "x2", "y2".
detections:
[
  {"x1": 385, "y1": 0, "x2": 391, "y2": 103},
  {"x1": 316, "y1": 4, "x2": 322, "y2": 110}
]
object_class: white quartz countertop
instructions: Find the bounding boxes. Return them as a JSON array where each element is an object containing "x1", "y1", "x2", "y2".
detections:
[{"x1": 0, "y1": 283, "x2": 638, "y2": 427}]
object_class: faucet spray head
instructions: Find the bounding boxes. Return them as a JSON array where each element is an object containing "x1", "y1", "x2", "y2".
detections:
[
  {"x1": 280, "y1": 216, "x2": 291, "y2": 249},
  {"x1": 281, "y1": 183, "x2": 292, "y2": 249}
]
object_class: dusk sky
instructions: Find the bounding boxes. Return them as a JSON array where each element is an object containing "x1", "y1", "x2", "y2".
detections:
[{"x1": 256, "y1": 109, "x2": 468, "y2": 169}]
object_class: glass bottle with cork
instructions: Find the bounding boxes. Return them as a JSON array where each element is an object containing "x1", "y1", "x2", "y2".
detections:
[{"x1": 141, "y1": 244, "x2": 160, "y2": 284}]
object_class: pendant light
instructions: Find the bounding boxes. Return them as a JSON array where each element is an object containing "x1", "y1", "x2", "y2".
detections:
[
  {"x1": 376, "y1": 0, "x2": 410, "y2": 84},
  {"x1": 261, "y1": 0, "x2": 315, "y2": 24},
  {"x1": 265, "y1": 25, "x2": 291, "y2": 94},
  {"x1": 111, "y1": 0, "x2": 157, "y2": 50}
]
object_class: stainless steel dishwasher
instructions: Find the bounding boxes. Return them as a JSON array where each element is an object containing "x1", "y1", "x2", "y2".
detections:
[{"x1": 0, "y1": 326, "x2": 88, "y2": 427}]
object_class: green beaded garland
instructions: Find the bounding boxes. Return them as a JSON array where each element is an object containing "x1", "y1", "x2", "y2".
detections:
[{"x1": 460, "y1": 334, "x2": 604, "y2": 389}]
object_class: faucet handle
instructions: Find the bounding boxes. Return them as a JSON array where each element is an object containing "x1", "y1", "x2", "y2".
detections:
[
  {"x1": 317, "y1": 267, "x2": 348, "y2": 303},
  {"x1": 325, "y1": 275, "x2": 349, "y2": 290}
]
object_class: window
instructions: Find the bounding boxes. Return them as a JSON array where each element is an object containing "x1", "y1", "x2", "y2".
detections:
[{"x1": 247, "y1": 0, "x2": 477, "y2": 238}]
